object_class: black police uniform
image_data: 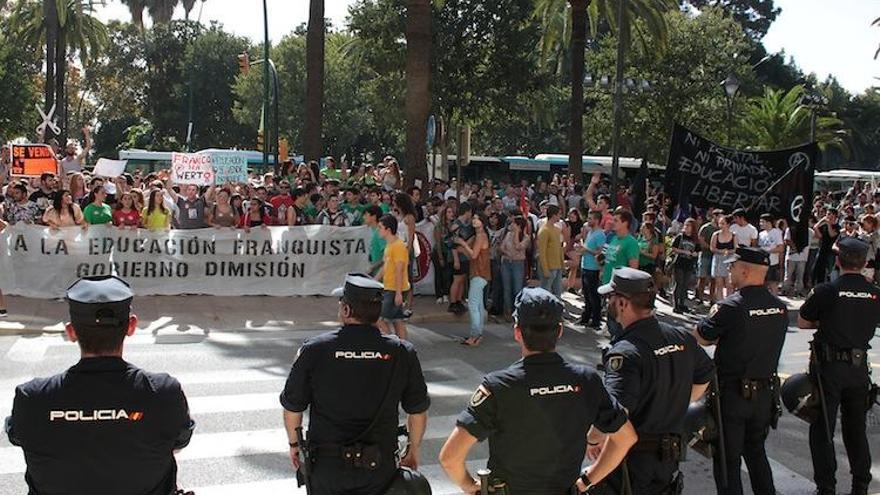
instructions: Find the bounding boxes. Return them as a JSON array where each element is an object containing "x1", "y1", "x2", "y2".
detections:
[
  {"x1": 4, "y1": 276, "x2": 194, "y2": 495},
  {"x1": 280, "y1": 275, "x2": 430, "y2": 495},
  {"x1": 799, "y1": 238, "x2": 880, "y2": 495},
  {"x1": 696, "y1": 248, "x2": 788, "y2": 495},
  {"x1": 599, "y1": 268, "x2": 714, "y2": 494},
  {"x1": 456, "y1": 287, "x2": 628, "y2": 495}
]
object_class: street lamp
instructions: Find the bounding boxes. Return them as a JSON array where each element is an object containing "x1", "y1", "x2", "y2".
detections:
[
  {"x1": 800, "y1": 89, "x2": 828, "y2": 143},
  {"x1": 239, "y1": 52, "x2": 280, "y2": 173},
  {"x1": 721, "y1": 73, "x2": 740, "y2": 146},
  {"x1": 584, "y1": 71, "x2": 652, "y2": 205}
]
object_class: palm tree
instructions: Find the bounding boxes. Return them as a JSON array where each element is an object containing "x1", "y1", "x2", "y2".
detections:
[
  {"x1": 534, "y1": 0, "x2": 676, "y2": 180},
  {"x1": 120, "y1": 0, "x2": 145, "y2": 29},
  {"x1": 182, "y1": 0, "x2": 200, "y2": 20},
  {"x1": 147, "y1": 0, "x2": 177, "y2": 25},
  {"x1": 304, "y1": 0, "x2": 324, "y2": 163},
  {"x1": 9, "y1": 0, "x2": 108, "y2": 142},
  {"x1": 404, "y1": 0, "x2": 431, "y2": 186},
  {"x1": 740, "y1": 85, "x2": 849, "y2": 154}
]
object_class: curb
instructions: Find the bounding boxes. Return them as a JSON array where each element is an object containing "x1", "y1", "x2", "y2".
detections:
[{"x1": 0, "y1": 311, "x2": 469, "y2": 337}]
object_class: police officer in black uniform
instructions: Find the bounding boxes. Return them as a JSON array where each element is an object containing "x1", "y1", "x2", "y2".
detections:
[
  {"x1": 596, "y1": 267, "x2": 714, "y2": 494},
  {"x1": 280, "y1": 273, "x2": 431, "y2": 495},
  {"x1": 4, "y1": 275, "x2": 195, "y2": 495},
  {"x1": 798, "y1": 237, "x2": 880, "y2": 495},
  {"x1": 438, "y1": 287, "x2": 638, "y2": 494},
  {"x1": 695, "y1": 247, "x2": 788, "y2": 495}
]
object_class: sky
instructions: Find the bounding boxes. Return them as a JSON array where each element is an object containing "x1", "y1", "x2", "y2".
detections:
[{"x1": 98, "y1": 0, "x2": 880, "y2": 95}]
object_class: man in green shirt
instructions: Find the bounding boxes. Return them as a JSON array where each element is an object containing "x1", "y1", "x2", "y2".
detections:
[
  {"x1": 82, "y1": 186, "x2": 113, "y2": 225},
  {"x1": 602, "y1": 209, "x2": 640, "y2": 284},
  {"x1": 363, "y1": 205, "x2": 386, "y2": 276},
  {"x1": 341, "y1": 188, "x2": 366, "y2": 226}
]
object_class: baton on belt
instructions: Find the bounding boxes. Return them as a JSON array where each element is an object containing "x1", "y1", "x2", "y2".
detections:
[{"x1": 711, "y1": 373, "x2": 728, "y2": 489}]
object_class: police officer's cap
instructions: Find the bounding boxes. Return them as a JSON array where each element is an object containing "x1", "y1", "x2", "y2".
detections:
[
  {"x1": 332, "y1": 273, "x2": 383, "y2": 304},
  {"x1": 723, "y1": 247, "x2": 770, "y2": 267},
  {"x1": 838, "y1": 236, "x2": 870, "y2": 258},
  {"x1": 66, "y1": 275, "x2": 134, "y2": 327},
  {"x1": 597, "y1": 267, "x2": 655, "y2": 297},
  {"x1": 513, "y1": 287, "x2": 564, "y2": 326}
]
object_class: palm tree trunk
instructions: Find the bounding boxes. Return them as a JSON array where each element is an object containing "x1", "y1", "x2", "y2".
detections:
[
  {"x1": 55, "y1": 27, "x2": 67, "y2": 143},
  {"x1": 404, "y1": 0, "x2": 431, "y2": 187},
  {"x1": 568, "y1": 0, "x2": 587, "y2": 182},
  {"x1": 303, "y1": 0, "x2": 324, "y2": 163},
  {"x1": 43, "y1": 0, "x2": 57, "y2": 142},
  {"x1": 132, "y1": 4, "x2": 144, "y2": 29}
]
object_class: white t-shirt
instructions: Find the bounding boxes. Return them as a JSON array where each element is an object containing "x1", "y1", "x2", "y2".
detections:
[
  {"x1": 784, "y1": 228, "x2": 809, "y2": 262},
  {"x1": 758, "y1": 228, "x2": 783, "y2": 265},
  {"x1": 730, "y1": 223, "x2": 758, "y2": 247},
  {"x1": 444, "y1": 188, "x2": 458, "y2": 200}
]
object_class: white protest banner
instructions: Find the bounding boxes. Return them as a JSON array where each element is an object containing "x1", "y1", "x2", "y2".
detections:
[
  {"x1": 0, "y1": 224, "x2": 371, "y2": 298},
  {"x1": 171, "y1": 152, "x2": 214, "y2": 186},
  {"x1": 93, "y1": 158, "x2": 128, "y2": 178},
  {"x1": 412, "y1": 219, "x2": 436, "y2": 295},
  {"x1": 208, "y1": 151, "x2": 248, "y2": 184}
]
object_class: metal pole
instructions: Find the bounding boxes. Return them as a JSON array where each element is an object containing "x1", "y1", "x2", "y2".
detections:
[
  {"x1": 262, "y1": 0, "x2": 270, "y2": 172},
  {"x1": 727, "y1": 97, "x2": 732, "y2": 147},
  {"x1": 270, "y1": 60, "x2": 280, "y2": 175},
  {"x1": 609, "y1": 0, "x2": 626, "y2": 209}
]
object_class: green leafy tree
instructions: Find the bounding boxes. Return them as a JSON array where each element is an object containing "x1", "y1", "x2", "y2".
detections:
[
  {"x1": 0, "y1": 11, "x2": 41, "y2": 139},
  {"x1": 582, "y1": 8, "x2": 753, "y2": 162},
  {"x1": 147, "y1": 0, "x2": 178, "y2": 24},
  {"x1": 683, "y1": 0, "x2": 780, "y2": 40}
]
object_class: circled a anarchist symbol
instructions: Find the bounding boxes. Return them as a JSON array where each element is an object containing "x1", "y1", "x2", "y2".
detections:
[
  {"x1": 790, "y1": 195, "x2": 805, "y2": 221},
  {"x1": 789, "y1": 152, "x2": 810, "y2": 170}
]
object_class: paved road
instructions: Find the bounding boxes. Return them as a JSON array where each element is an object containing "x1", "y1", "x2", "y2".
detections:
[{"x1": 0, "y1": 300, "x2": 878, "y2": 494}]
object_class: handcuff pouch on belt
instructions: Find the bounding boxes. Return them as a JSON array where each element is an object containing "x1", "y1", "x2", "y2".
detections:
[{"x1": 341, "y1": 444, "x2": 384, "y2": 471}]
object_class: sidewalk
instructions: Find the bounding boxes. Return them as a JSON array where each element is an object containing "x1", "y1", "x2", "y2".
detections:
[{"x1": 0, "y1": 290, "x2": 805, "y2": 336}]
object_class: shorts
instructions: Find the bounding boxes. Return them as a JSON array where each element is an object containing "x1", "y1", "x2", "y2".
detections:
[
  {"x1": 698, "y1": 252, "x2": 713, "y2": 278},
  {"x1": 767, "y1": 264, "x2": 781, "y2": 283},
  {"x1": 453, "y1": 259, "x2": 470, "y2": 276},
  {"x1": 711, "y1": 254, "x2": 732, "y2": 279},
  {"x1": 380, "y1": 290, "x2": 406, "y2": 322}
]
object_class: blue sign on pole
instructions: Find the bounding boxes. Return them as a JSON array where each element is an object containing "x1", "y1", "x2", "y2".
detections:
[{"x1": 426, "y1": 114, "x2": 436, "y2": 149}]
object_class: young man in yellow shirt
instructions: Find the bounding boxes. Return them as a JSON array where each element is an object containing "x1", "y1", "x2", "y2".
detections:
[
  {"x1": 537, "y1": 205, "x2": 565, "y2": 297},
  {"x1": 376, "y1": 214, "x2": 411, "y2": 340}
]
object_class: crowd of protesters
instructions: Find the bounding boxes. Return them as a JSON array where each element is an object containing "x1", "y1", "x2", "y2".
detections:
[{"x1": 2, "y1": 139, "x2": 880, "y2": 338}]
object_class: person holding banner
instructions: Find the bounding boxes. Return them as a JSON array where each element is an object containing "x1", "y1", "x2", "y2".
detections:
[
  {"x1": 83, "y1": 186, "x2": 113, "y2": 226},
  {"x1": 142, "y1": 189, "x2": 172, "y2": 231},
  {"x1": 42, "y1": 190, "x2": 84, "y2": 228},
  {"x1": 3, "y1": 183, "x2": 41, "y2": 225}
]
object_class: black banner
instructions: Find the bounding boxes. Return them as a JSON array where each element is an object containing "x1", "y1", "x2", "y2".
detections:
[{"x1": 665, "y1": 124, "x2": 816, "y2": 251}]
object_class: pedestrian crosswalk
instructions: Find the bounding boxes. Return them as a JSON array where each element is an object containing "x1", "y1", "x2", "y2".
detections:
[{"x1": 0, "y1": 323, "x2": 842, "y2": 495}]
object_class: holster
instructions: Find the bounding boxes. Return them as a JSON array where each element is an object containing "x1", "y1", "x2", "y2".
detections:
[
  {"x1": 770, "y1": 375, "x2": 783, "y2": 429},
  {"x1": 738, "y1": 378, "x2": 772, "y2": 401},
  {"x1": 632, "y1": 434, "x2": 684, "y2": 462}
]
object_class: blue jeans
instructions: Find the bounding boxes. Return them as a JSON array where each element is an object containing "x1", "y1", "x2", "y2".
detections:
[
  {"x1": 540, "y1": 269, "x2": 562, "y2": 297},
  {"x1": 501, "y1": 260, "x2": 525, "y2": 314},
  {"x1": 468, "y1": 276, "x2": 488, "y2": 338}
]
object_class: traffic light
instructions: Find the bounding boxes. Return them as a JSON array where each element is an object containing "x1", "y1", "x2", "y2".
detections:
[
  {"x1": 256, "y1": 130, "x2": 264, "y2": 152},
  {"x1": 237, "y1": 52, "x2": 250, "y2": 75}
]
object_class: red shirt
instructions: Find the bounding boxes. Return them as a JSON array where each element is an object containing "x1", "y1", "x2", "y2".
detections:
[
  {"x1": 113, "y1": 209, "x2": 141, "y2": 227},
  {"x1": 270, "y1": 195, "x2": 294, "y2": 224}
]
